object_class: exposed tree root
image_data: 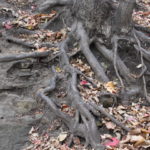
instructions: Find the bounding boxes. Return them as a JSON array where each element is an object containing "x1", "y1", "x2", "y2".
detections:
[
  {"x1": 3, "y1": 34, "x2": 57, "y2": 49},
  {"x1": 133, "y1": 30, "x2": 150, "y2": 104},
  {"x1": 134, "y1": 29, "x2": 150, "y2": 44},
  {"x1": 38, "y1": 0, "x2": 72, "y2": 12},
  {"x1": 4, "y1": 35, "x2": 36, "y2": 49},
  {"x1": 112, "y1": 35, "x2": 125, "y2": 88},
  {"x1": 95, "y1": 41, "x2": 134, "y2": 83},
  {"x1": 76, "y1": 22, "x2": 109, "y2": 82},
  {"x1": 0, "y1": 50, "x2": 55, "y2": 62},
  {"x1": 37, "y1": 64, "x2": 105, "y2": 149},
  {"x1": 9, "y1": 28, "x2": 36, "y2": 35},
  {"x1": 89, "y1": 102, "x2": 130, "y2": 132},
  {"x1": 36, "y1": 22, "x2": 132, "y2": 149}
]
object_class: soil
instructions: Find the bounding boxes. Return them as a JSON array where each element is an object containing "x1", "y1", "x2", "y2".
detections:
[{"x1": 0, "y1": 1, "x2": 58, "y2": 150}]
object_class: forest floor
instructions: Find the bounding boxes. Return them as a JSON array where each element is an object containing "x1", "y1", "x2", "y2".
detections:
[{"x1": 0, "y1": 0, "x2": 150, "y2": 150}]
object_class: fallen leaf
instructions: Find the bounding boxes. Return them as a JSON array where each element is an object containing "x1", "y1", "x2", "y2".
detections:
[
  {"x1": 58, "y1": 132, "x2": 68, "y2": 142},
  {"x1": 37, "y1": 47, "x2": 47, "y2": 52},
  {"x1": 141, "y1": 128, "x2": 150, "y2": 134},
  {"x1": 73, "y1": 137, "x2": 80, "y2": 145},
  {"x1": 33, "y1": 139, "x2": 41, "y2": 145},
  {"x1": 130, "y1": 135, "x2": 145, "y2": 146},
  {"x1": 104, "y1": 81, "x2": 118, "y2": 93},
  {"x1": 29, "y1": 126, "x2": 35, "y2": 134},
  {"x1": 121, "y1": 135, "x2": 131, "y2": 144},
  {"x1": 56, "y1": 67, "x2": 62, "y2": 73},
  {"x1": 27, "y1": 25, "x2": 34, "y2": 30},
  {"x1": 80, "y1": 80, "x2": 88, "y2": 85},
  {"x1": 105, "y1": 122, "x2": 116, "y2": 130},
  {"x1": 60, "y1": 144, "x2": 73, "y2": 150},
  {"x1": 46, "y1": 31, "x2": 53, "y2": 37},
  {"x1": 104, "y1": 137, "x2": 120, "y2": 147},
  {"x1": 32, "y1": 133, "x2": 39, "y2": 137},
  {"x1": 130, "y1": 128, "x2": 141, "y2": 135},
  {"x1": 61, "y1": 104, "x2": 69, "y2": 110},
  {"x1": 3, "y1": 22, "x2": 13, "y2": 29}
]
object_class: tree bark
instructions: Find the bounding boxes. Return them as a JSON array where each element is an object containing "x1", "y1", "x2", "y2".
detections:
[{"x1": 112, "y1": 0, "x2": 136, "y2": 34}]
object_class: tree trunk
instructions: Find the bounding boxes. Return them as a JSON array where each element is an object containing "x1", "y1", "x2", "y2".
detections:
[
  {"x1": 72, "y1": 0, "x2": 114, "y2": 36},
  {"x1": 112, "y1": 0, "x2": 136, "y2": 34}
]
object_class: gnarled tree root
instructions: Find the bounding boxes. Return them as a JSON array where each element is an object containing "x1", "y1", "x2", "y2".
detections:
[
  {"x1": 38, "y1": 0, "x2": 72, "y2": 12},
  {"x1": 37, "y1": 67, "x2": 130, "y2": 149},
  {"x1": 76, "y1": 22, "x2": 109, "y2": 82},
  {"x1": 94, "y1": 41, "x2": 134, "y2": 83},
  {"x1": 0, "y1": 50, "x2": 54, "y2": 62},
  {"x1": 37, "y1": 69, "x2": 105, "y2": 149},
  {"x1": 36, "y1": 22, "x2": 131, "y2": 149},
  {"x1": 3, "y1": 34, "x2": 57, "y2": 49}
]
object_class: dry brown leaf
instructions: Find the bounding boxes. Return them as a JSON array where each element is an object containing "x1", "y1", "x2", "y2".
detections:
[
  {"x1": 121, "y1": 135, "x2": 131, "y2": 144},
  {"x1": 73, "y1": 137, "x2": 81, "y2": 145},
  {"x1": 130, "y1": 128, "x2": 141, "y2": 135},
  {"x1": 58, "y1": 132, "x2": 68, "y2": 142},
  {"x1": 130, "y1": 135, "x2": 145, "y2": 146},
  {"x1": 37, "y1": 47, "x2": 47, "y2": 52},
  {"x1": 105, "y1": 122, "x2": 116, "y2": 130},
  {"x1": 104, "y1": 81, "x2": 118, "y2": 94},
  {"x1": 101, "y1": 134, "x2": 112, "y2": 139},
  {"x1": 141, "y1": 128, "x2": 150, "y2": 134}
]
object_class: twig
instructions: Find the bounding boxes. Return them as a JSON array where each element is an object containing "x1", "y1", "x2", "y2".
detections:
[
  {"x1": 112, "y1": 35, "x2": 124, "y2": 88},
  {"x1": 133, "y1": 30, "x2": 150, "y2": 104}
]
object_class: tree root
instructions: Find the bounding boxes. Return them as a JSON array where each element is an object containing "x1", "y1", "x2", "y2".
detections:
[
  {"x1": 1, "y1": 18, "x2": 148, "y2": 150},
  {"x1": 36, "y1": 22, "x2": 131, "y2": 149},
  {"x1": 38, "y1": 0, "x2": 72, "y2": 12},
  {"x1": 0, "y1": 50, "x2": 54, "y2": 62},
  {"x1": 76, "y1": 22, "x2": 109, "y2": 82},
  {"x1": 8, "y1": 28, "x2": 36, "y2": 35},
  {"x1": 89, "y1": 102, "x2": 130, "y2": 132},
  {"x1": 4, "y1": 35, "x2": 36, "y2": 49},
  {"x1": 134, "y1": 29, "x2": 150, "y2": 44},
  {"x1": 133, "y1": 31, "x2": 150, "y2": 104},
  {"x1": 134, "y1": 44, "x2": 150, "y2": 63},
  {"x1": 95, "y1": 41, "x2": 134, "y2": 83},
  {"x1": 111, "y1": 35, "x2": 125, "y2": 88},
  {"x1": 95, "y1": 33, "x2": 150, "y2": 105},
  {"x1": 37, "y1": 66, "x2": 105, "y2": 149},
  {"x1": 3, "y1": 33, "x2": 57, "y2": 49}
]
